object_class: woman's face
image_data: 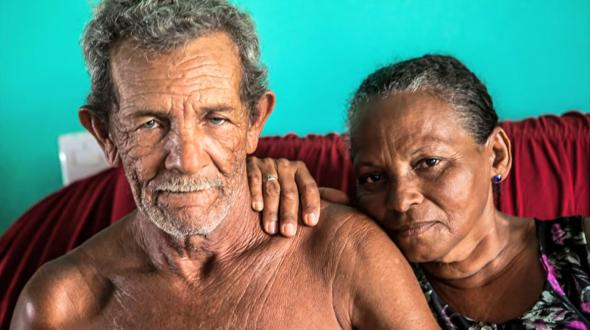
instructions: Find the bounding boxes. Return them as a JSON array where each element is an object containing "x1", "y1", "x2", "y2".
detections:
[{"x1": 352, "y1": 92, "x2": 498, "y2": 263}]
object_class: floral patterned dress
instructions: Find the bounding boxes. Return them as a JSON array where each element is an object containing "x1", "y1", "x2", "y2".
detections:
[{"x1": 414, "y1": 216, "x2": 590, "y2": 330}]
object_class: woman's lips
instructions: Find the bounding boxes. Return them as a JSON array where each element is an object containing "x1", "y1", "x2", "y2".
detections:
[{"x1": 394, "y1": 221, "x2": 437, "y2": 238}]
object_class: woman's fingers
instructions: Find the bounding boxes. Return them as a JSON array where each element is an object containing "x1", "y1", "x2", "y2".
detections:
[
  {"x1": 294, "y1": 163, "x2": 320, "y2": 226},
  {"x1": 245, "y1": 156, "x2": 324, "y2": 237},
  {"x1": 260, "y1": 158, "x2": 281, "y2": 235},
  {"x1": 276, "y1": 158, "x2": 300, "y2": 237},
  {"x1": 246, "y1": 157, "x2": 264, "y2": 212}
]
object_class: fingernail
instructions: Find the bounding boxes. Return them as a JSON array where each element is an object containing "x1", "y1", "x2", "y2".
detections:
[
  {"x1": 282, "y1": 223, "x2": 296, "y2": 237},
  {"x1": 308, "y1": 212, "x2": 319, "y2": 225},
  {"x1": 265, "y1": 221, "x2": 277, "y2": 235},
  {"x1": 253, "y1": 201, "x2": 263, "y2": 211}
]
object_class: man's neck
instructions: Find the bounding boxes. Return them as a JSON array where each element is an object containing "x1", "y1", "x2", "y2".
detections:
[{"x1": 131, "y1": 182, "x2": 265, "y2": 281}]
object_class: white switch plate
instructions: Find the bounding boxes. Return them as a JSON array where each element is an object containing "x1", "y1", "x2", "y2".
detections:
[{"x1": 58, "y1": 132, "x2": 111, "y2": 186}]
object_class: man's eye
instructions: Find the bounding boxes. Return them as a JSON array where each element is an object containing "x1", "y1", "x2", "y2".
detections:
[
  {"x1": 142, "y1": 119, "x2": 159, "y2": 129},
  {"x1": 208, "y1": 117, "x2": 227, "y2": 126},
  {"x1": 417, "y1": 158, "x2": 440, "y2": 169}
]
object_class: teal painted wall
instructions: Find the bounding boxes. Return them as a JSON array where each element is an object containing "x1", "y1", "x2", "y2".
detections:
[{"x1": 1, "y1": 0, "x2": 589, "y2": 233}]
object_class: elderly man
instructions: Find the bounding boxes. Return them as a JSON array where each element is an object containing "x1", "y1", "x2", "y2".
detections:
[{"x1": 11, "y1": 1, "x2": 437, "y2": 329}]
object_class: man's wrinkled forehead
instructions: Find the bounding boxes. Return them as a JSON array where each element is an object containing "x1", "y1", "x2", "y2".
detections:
[{"x1": 109, "y1": 32, "x2": 244, "y2": 109}]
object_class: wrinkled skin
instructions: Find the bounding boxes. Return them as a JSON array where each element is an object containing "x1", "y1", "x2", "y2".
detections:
[
  {"x1": 251, "y1": 92, "x2": 568, "y2": 323},
  {"x1": 107, "y1": 33, "x2": 251, "y2": 238},
  {"x1": 352, "y1": 92, "x2": 502, "y2": 264},
  {"x1": 10, "y1": 33, "x2": 439, "y2": 330}
]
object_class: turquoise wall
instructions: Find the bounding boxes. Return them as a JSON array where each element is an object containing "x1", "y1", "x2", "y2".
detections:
[{"x1": 1, "y1": 0, "x2": 589, "y2": 233}]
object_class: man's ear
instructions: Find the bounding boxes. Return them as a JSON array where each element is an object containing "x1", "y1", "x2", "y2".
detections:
[
  {"x1": 487, "y1": 127, "x2": 512, "y2": 182},
  {"x1": 246, "y1": 91, "x2": 276, "y2": 154},
  {"x1": 79, "y1": 107, "x2": 121, "y2": 166}
]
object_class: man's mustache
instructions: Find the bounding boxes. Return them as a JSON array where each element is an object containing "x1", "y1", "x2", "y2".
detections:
[{"x1": 147, "y1": 174, "x2": 224, "y2": 193}]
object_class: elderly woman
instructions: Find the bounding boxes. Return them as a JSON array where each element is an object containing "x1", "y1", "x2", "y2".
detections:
[{"x1": 247, "y1": 55, "x2": 590, "y2": 329}]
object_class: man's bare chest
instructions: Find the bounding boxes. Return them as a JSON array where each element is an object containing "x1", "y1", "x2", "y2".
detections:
[{"x1": 90, "y1": 265, "x2": 341, "y2": 329}]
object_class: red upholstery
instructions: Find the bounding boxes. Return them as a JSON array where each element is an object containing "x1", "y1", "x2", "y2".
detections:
[
  {"x1": 499, "y1": 112, "x2": 590, "y2": 218},
  {"x1": 1, "y1": 114, "x2": 589, "y2": 327}
]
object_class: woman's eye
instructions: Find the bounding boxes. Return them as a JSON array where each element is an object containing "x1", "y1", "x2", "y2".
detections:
[
  {"x1": 208, "y1": 117, "x2": 227, "y2": 126},
  {"x1": 142, "y1": 119, "x2": 159, "y2": 129},
  {"x1": 359, "y1": 174, "x2": 383, "y2": 185}
]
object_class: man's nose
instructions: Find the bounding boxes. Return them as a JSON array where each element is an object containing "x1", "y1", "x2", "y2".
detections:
[
  {"x1": 386, "y1": 176, "x2": 424, "y2": 213},
  {"x1": 164, "y1": 128, "x2": 206, "y2": 174}
]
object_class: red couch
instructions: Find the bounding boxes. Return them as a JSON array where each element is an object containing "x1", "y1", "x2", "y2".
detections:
[{"x1": 1, "y1": 112, "x2": 589, "y2": 328}]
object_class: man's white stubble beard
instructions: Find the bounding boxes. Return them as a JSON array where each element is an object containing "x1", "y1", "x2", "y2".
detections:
[{"x1": 139, "y1": 176, "x2": 235, "y2": 238}]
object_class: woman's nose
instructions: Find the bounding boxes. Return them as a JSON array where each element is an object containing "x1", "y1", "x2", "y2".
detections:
[{"x1": 386, "y1": 177, "x2": 424, "y2": 213}]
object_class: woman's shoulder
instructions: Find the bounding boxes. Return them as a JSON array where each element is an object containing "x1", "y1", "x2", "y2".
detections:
[{"x1": 534, "y1": 216, "x2": 587, "y2": 250}]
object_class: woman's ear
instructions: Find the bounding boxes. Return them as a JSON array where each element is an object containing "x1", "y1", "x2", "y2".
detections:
[
  {"x1": 487, "y1": 127, "x2": 512, "y2": 182},
  {"x1": 79, "y1": 108, "x2": 121, "y2": 167},
  {"x1": 246, "y1": 91, "x2": 276, "y2": 154}
]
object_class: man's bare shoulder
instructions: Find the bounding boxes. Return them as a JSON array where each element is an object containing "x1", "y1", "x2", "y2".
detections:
[
  {"x1": 300, "y1": 201, "x2": 397, "y2": 254},
  {"x1": 10, "y1": 218, "x2": 134, "y2": 329},
  {"x1": 308, "y1": 201, "x2": 409, "y2": 277},
  {"x1": 296, "y1": 202, "x2": 438, "y2": 329},
  {"x1": 294, "y1": 201, "x2": 408, "y2": 286},
  {"x1": 10, "y1": 251, "x2": 112, "y2": 329}
]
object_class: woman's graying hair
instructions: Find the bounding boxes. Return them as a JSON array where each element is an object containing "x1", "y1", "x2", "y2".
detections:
[
  {"x1": 348, "y1": 55, "x2": 498, "y2": 145},
  {"x1": 82, "y1": 0, "x2": 268, "y2": 124}
]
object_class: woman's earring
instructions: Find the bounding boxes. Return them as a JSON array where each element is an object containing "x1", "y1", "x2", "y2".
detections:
[{"x1": 492, "y1": 174, "x2": 502, "y2": 184}]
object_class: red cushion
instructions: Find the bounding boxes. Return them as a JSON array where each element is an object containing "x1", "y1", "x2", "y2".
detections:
[
  {"x1": 499, "y1": 112, "x2": 590, "y2": 218},
  {"x1": 1, "y1": 114, "x2": 589, "y2": 328}
]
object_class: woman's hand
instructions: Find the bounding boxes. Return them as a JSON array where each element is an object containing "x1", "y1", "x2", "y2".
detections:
[
  {"x1": 247, "y1": 157, "x2": 321, "y2": 237},
  {"x1": 246, "y1": 157, "x2": 351, "y2": 237}
]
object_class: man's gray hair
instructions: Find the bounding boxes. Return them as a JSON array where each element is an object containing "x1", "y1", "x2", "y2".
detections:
[{"x1": 82, "y1": 0, "x2": 268, "y2": 124}]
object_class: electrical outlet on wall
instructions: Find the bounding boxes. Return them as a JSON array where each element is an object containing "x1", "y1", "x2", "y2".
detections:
[{"x1": 58, "y1": 132, "x2": 111, "y2": 186}]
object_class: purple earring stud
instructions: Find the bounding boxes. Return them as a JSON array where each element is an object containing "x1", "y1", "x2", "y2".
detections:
[{"x1": 492, "y1": 174, "x2": 502, "y2": 184}]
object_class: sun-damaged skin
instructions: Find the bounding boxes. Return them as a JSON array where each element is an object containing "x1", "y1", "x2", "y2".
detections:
[
  {"x1": 11, "y1": 202, "x2": 438, "y2": 329},
  {"x1": 252, "y1": 92, "x2": 590, "y2": 323},
  {"x1": 10, "y1": 33, "x2": 438, "y2": 329}
]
